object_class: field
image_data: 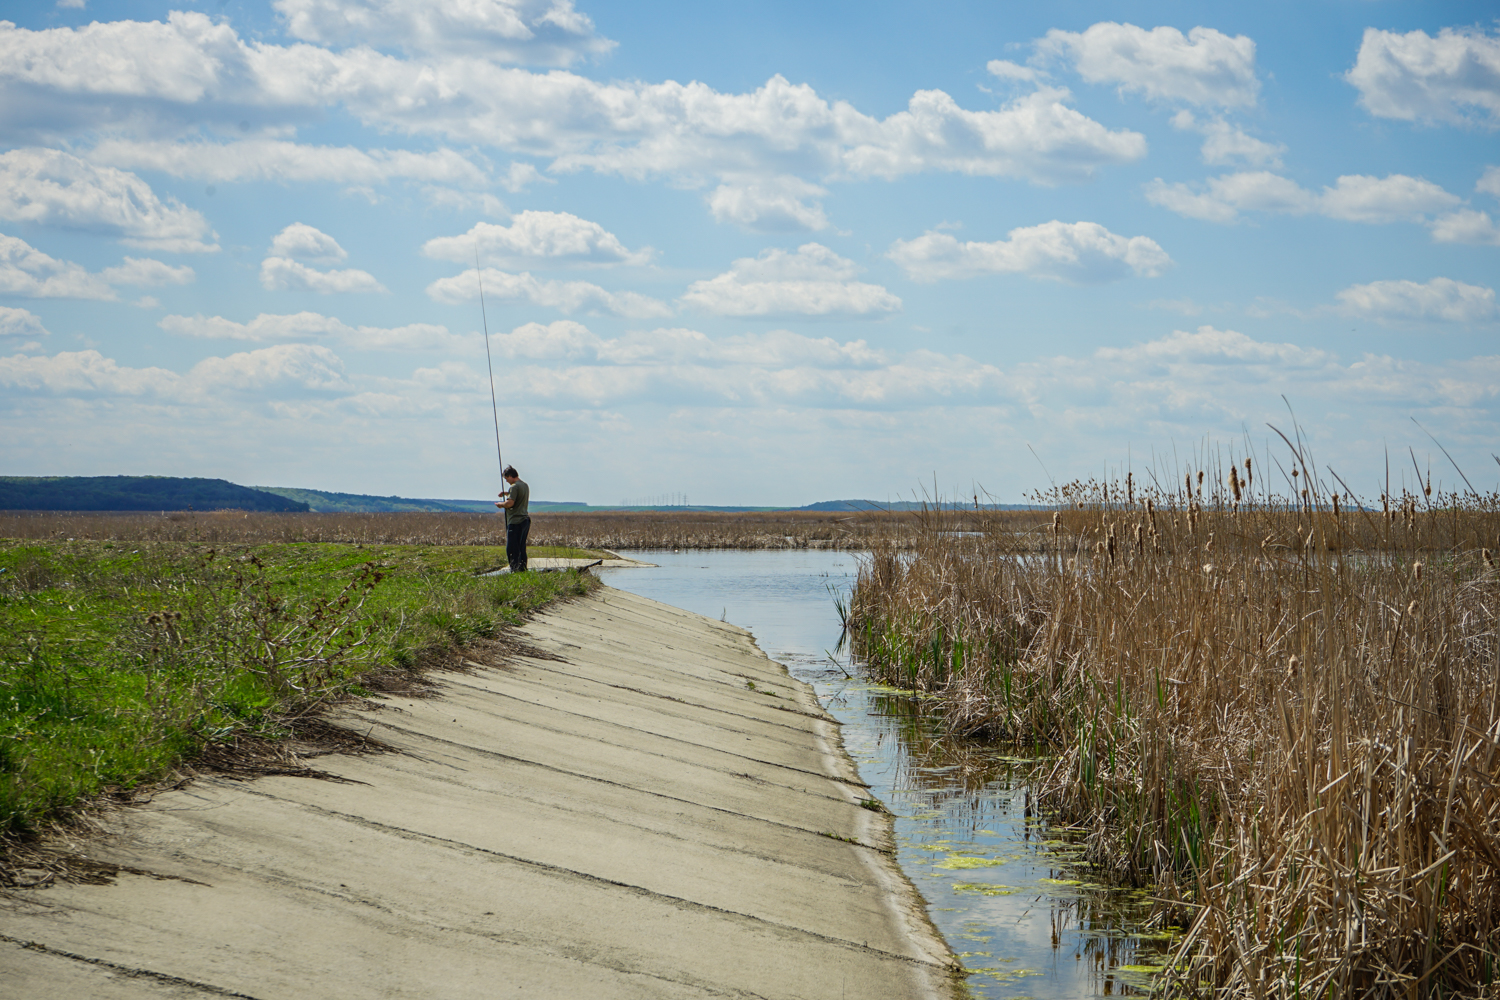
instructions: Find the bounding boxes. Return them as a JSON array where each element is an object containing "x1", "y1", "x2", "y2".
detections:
[
  {"x1": 0, "y1": 538, "x2": 597, "y2": 843},
  {"x1": 847, "y1": 462, "x2": 1500, "y2": 998},
  {"x1": 0, "y1": 508, "x2": 933, "y2": 550},
  {"x1": 9, "y1": 485, "x2": 1498, "y2": 996}
]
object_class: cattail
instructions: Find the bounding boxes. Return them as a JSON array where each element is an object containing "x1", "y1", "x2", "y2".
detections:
[
  {"x1": 1243, "y1": 457, "x2": 1252, "y2": 491},
  {"x1": 1205, "y1": 532, "x2": 1214, "y2": 553},
  {"x1": 1413, "y1": 561, "x2": 1423, "y2": 582},
  {"x1": 1185, "y1": 472, "x2": 1193, "y2": 498},
  {"x1": 1196, "y1": 470, "x2": 1204, "y2": 496},
  {"x1": 1286, "y1": 654, "x2": 1299, "y2": 677},
  {"x1": 1424, "y1": 475, "x2": 1432, "y2": 498},
  {"x1": 1483, "y1": 548, "x2": 1494, "y2": 571},
  {"x1": 1106, "y1": 526, "x2": 1117, "y2": 562},
  {"x1": 1331, "y1": 493, "x2": 1340, "y2": 518},
  {"x1": 1229, "y1": 466, "x2": 1242, "y2": 503},
  {"x1": 1052, "y1": 510, "x2": 1061, "y2": 535},
  {"x1": 1126, "y1": 472, "x2": 1133, "y2": 506},
  {"x1": 1134, "y1": 522, "x2": 1143, "y2": 555}
]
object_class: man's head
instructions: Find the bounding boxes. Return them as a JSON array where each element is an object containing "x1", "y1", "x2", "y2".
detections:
[{"x1": 503, "y1": 465, "x2": 519, "y2": 483}]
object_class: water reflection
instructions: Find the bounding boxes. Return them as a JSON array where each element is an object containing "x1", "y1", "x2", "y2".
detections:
[{"x1": 599, "y1": 550, "x2": 1171, "y2": 999}]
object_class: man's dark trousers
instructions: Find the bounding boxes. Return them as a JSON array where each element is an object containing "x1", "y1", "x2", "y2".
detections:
[{"x1": 506, "y1": 517, "x2": 530, "y2": 573}]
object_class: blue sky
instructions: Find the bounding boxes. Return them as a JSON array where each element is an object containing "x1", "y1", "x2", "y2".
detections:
[{"x1": 1, "y1": 0, "x2": 1496, "y2": 504}]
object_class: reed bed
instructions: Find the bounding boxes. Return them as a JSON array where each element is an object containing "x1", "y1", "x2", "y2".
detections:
[
  {"x1": 0, "y1": 508, "x2": 950, "y2": 551},
  {"x1": 848, "y1": 461, "x2": 1500, "y2": 998}
]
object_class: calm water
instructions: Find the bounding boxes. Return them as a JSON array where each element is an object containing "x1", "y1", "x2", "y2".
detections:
[{"x1": 599, "y1": 549, "x2": 1170, "y2": 999}]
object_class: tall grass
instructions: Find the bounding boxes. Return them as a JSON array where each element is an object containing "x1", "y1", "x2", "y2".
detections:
[{"x1": 848, "y1": 458, "x2": 1500, "y2": 997}]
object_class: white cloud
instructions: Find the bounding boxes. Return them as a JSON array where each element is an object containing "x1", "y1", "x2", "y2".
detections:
[
  {"x1": 89, "y1": 139, "x2": 491, "y2": 188},
  {"x1": 160, "y1": 311, "x2": 473, "y2": 351},
  {"x1": 1144, "y1": 171, "x2": 1313, "y2": 222},
  {"x1": 482, "y1": 321, "x2": 889, "y2": 370},
  {"x1": 99, "y1": 256, "x2": 195, "y2": 287},
  {"x1": 0, "y1": 234, "x2": 194, "y2": 298},
  {"x1": 1091, "y1": 326, "x2": 1329, "y2": 368},
  {"x1": 0, "y1": 232, "x2": 114, "y2": 299},
  {"x1": 0, "y1": 149, "x2": 217, "y2": 252},
  {"x1": 260, "y1": 257, "x2": 387, "y2": 294},
  {"x1": 1145, "y1": 171, "x2": 1460, "y2": 226},
  {"x1": 272, "y1": 0, "x2": 615, "y2": 65},
  {"x1": 1347, "y1": 27, "x2": 1500, "y2": 127},
  {"x1": 1480, "y1": 166, "x2": 1500, "y2": 198},
  {"x1": 487, "y1": 319, "x2": 601, "y2": 359},
  {"x1": 888, "y1": 220, "x2": 1171, "y2": 284},
  {"x1": 0, "y1": 16, "x2": 1145, "y2": 191},
  {"x1": 0, "y1": 344, "x2": 347, "y2": 399},
  {"x1": 1337, "y1": 278, "x2": 1497, "y2": 324},
  {"x1": 0, "y1": 306, "x2": 50, "y2": 339},
  {"x1": 706, "y1": 176, "x2": 829, "y2": 232},
  {"x1": 426, "y1": 267, "x2": 673, "y2": 318},
  {"x1": 189, "y1": 344, "x2": 349, "y2": 393},
  {"x1": 680, "y1": 244, "x2": 901, "y2": 317},
  {"x1": 987, "y1": 60, "x2": 1043, "y2": 83},
  {"x1": 1429, "y1": 209, "x2": 1500, "y2": 246},
  {"x1": 819, "y1": 84, "x2": 1146, "y2": 184},
  {"x1": 1199, "y1": 123, "x2": 1283, "y2": 168},
  {"x1": 423, "y1": 212, "x2": 650, "y2": 267},
  {"x1": 0, "y1": 350, "x2": 179, "y2": 396},
  {"x1": 1171, "y1": 112, "x2": 1284, "y2": 168},
  {"x1": 1318, "y1": 173, "x2": 1460, "y2": 223},
  {"x1": 499, "y1": 162, "x2": 551, "y2": 192},
  {"x1": 1037, "y1": 22, "x2": 1259, "y2": 108},
  {"x1": 269, "y1": 223, "x2": 348, "y2": 264},
  {"x1": 6, "y1": 322, "x2": 1499, "y2": 500},
  {"x1": 1005, "y1": 328, "x2": 1500, "y2": 455},
  {"x1": 422, "y1": 187, "x2": 509, "y2": 217}
]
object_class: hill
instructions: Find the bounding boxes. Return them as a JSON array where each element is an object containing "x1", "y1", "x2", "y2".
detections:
[
  {"x1": 0, "y1": 476, "x2": 309, "y2": 512},
  {"x1": 253, "y1": 487, "x2": 493, "y2": 513}
]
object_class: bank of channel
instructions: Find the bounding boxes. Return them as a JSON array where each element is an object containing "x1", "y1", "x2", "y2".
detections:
[{"x1": 599, "y1": 548, "x2": 1173, "y2": 1000}]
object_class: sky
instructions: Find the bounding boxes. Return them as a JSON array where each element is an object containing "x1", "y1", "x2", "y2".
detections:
[{"x1": 1, "y1": 0, "x2": 1497, "y2": 506}]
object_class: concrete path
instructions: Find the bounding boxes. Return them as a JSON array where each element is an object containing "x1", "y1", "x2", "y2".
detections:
[
  {"x1": 1, "y1": 587, "x2": 957, "y2": 999},
  {"x1": 492, "y1": 554, "x2": 656, "y2": 573}
]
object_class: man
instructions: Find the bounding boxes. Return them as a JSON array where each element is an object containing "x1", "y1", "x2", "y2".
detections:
[{"x1": 495, "y1": 465, "x2": 530, "y2": 573}]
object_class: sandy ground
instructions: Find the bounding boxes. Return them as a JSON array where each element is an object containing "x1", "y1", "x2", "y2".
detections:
[{"x1": 1, "y1": 586, "x2": 956, "y2": 999}]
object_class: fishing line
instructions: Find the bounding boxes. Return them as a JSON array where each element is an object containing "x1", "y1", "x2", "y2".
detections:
[{"x1": 476, "y1": 244, "x2": 504, "y2": 484}]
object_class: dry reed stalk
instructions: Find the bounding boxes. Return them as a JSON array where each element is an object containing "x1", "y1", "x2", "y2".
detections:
[{"x1": 848, "y1": 466, "x2": 1500, "y2": 998}]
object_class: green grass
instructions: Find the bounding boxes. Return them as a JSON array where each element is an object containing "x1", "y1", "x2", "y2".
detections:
[{"x1": 0, "y1": 538, "x2": 596, "y2": 835}]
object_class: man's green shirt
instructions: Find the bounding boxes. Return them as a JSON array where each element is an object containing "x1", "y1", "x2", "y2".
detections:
[{"x1": 505, "y1": 479, "x2": 530, "y2": 526}]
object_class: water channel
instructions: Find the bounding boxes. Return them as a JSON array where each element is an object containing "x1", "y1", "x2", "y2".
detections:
[{"x1": 599, "y1": 548, "x2": 1171, "y2": 999}]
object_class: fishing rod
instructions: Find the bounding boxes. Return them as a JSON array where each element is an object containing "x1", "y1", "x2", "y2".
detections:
[{"x1": 476, "y1": 244, "x2": 505, "y2": 490}]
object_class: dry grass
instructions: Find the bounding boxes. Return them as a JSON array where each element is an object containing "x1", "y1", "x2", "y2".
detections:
[
  {"x1": 0, "y1": 508, "x2": 938, "y2": 550},
  {"x1": 848, "y1": 461, "x2": 1500, "y2": 998}
]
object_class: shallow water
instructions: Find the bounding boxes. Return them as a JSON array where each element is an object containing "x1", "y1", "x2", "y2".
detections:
[{"x1": 599, "y1": 549, "x2": 1171, "y2": 999}]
